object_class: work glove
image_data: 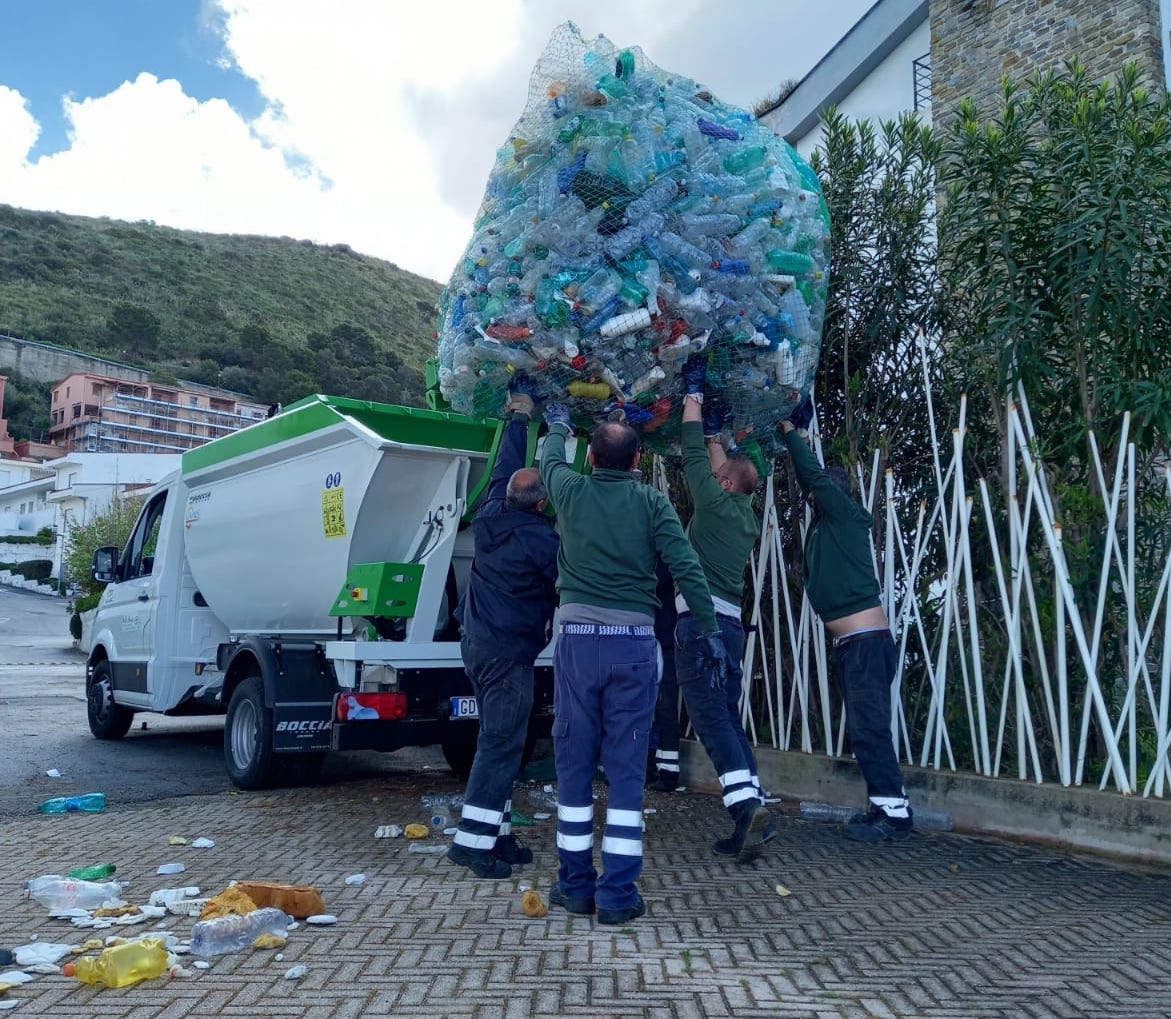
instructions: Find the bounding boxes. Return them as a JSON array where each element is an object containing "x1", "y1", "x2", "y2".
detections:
[
  {"x1": 788, "y1": 395, "x2": 815, "y2": 432},
  {"x1": 543, "y1": 402, "x2": 571, "y2": 431},
  {"x1": 702, "y1": 399, "x2": 732, "y2": 439},
  {"x1": 693, "y1": 631, "x2": 732, "y2": 690},
  {"x1": 681, "y1": 353, "x2": 708, "y2": 398},
  {"x1": 505, "y1": 393, "x2": 535, "y2": 417},
  {"x1": 509, "y1": 372, "x2": 539, "y2": 398}
]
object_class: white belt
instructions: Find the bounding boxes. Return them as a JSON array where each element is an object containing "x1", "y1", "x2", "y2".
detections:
[{"x1": 675, "y1": 592, "x2": 742, "y2": 620}]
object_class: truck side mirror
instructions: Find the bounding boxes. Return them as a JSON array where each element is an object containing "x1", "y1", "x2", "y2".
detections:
[{"x1": 92, "y1": 546, "x2": 119, "y2": 584}]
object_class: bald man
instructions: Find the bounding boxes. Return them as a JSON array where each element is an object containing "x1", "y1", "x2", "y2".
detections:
[{"x1": 448, "y1": 382, "x2": 560, "y2": 880}]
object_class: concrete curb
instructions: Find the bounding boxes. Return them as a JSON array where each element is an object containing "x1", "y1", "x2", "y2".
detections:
[{"x1": 681, "y1": 740, "x2": 1171, "y2": 866}]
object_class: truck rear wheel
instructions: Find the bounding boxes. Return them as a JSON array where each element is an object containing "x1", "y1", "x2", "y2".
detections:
[
  {"x1": 87, "y1": 661, "x2": 134, "y2": 740},
  {"x1": 225, "y1": 675, "x2": 280, "y2": 789}
]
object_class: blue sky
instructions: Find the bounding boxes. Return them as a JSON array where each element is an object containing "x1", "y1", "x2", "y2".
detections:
[
  {"x1": 3, "y1": 1, "x2": 264, "y2": 159},
  {"x1": 0, "y1": 1, "x2": 873, "y2": 281}
]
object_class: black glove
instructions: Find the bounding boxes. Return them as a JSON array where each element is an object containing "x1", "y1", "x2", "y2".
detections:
[
  {"x1": 702, "y1": 399, "x2": 731, "y2": 439},
  {"x1": 788, "y1": 395, "x2": 815, "y2": 431},
  {"x1": 681, "y1": 353, "x2": 708, "y2": 397},
  {"x1": 694, "y1": 631, "x2": 732, "y2": 690}
]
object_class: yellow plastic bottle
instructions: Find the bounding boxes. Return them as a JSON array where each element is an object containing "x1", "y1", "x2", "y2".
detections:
[{"x1": 74, "y1": 938, "x2": 170, "y2": 989}]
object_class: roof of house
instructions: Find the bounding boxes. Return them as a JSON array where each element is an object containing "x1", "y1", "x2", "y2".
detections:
[{"x1": 760, "y1": 0, "x2": 928, "y2": 142}]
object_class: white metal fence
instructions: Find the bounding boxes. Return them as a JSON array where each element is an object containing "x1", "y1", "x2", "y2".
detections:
[{"x1": 734, "y1": 353, "x2": 1171, "y2": 798}]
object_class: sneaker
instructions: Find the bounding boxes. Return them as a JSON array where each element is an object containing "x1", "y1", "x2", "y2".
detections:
[
  {"x1": 712, "y1": 832, "x2": 738, "y2": 857},
  {"x1": 492, "y1": 834, "x2": 533, "y2": 866},
  {"x1": 846, "y1": 806, "x2": 914, "y2": 843},
  {"x1": 549, "y1": 882, "x2": 595, "y2": 915},
  {"x1": 652, "y1": 771, "x2": 678, "y2": 793},
  {"x1": 597, "y1": 893, "x2": 646, "y2": 926},
  {"x1": 446, "y1": 842, "x2": 512, "y2": 879}
]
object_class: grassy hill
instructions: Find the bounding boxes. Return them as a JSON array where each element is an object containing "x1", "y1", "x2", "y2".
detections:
[{"x1": 0, "y1": 204, "x2": 445, "y2": 437}]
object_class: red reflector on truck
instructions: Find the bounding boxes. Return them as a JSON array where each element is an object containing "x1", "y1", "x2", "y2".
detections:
[{"x1": 337, "y1": 692, "x2": 408, "y2": 721}]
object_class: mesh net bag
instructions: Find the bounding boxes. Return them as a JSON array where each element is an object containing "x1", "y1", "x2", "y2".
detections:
[{"x1": 435, "y1": 22, "x2": 828, "y2": 457}]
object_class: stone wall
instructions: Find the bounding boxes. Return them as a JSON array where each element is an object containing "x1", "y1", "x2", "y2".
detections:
[
  {"x1": 930, "y1": 0, "x2": 1165, "y2": 125},
  {"x1": 0, "y1": 334, "x2": 149, "y2": 386}
]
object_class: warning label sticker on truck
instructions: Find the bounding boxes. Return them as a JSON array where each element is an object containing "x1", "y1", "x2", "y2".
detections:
[{"x1": 322, "y1": 488, "x2": 346, "y2": 538}]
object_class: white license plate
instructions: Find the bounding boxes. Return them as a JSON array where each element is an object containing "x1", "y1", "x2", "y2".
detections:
[{"x1": 450, "y1": 696, "x2": 479, "y2": 719}]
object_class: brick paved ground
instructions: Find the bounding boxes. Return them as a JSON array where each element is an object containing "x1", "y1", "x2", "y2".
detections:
[{"x1": 2, "y1": 771, "x2": 1169, "y2": 1019}]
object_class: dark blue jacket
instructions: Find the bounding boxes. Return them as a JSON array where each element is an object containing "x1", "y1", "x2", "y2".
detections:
[{"x1": 456, "y1": 413, "x2": 559, "y2": 661}]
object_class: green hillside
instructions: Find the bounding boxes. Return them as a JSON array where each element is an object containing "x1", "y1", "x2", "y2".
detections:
[{"x1": 0, "y1": 204, "x2": 445, "y2": 437}]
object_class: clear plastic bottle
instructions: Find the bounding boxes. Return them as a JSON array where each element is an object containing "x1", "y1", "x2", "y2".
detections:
[
  {"x1": 190, "y1": 907, "x2": 291, "y2": 957},
  {"x1": 798, "y1": 802, "x2": 858, "y2": 824},
  {"x1": 25, "y1": 875, "x2": 125, "y2": 910},
  {"x1": 74, "y1": 938, "x2": 170, "y2": 989},
  {"x1": 38, "y1": 792, "x2": 106, "y2": 814}
]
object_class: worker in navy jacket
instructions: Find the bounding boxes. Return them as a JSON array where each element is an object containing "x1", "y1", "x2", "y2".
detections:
[{"x1": 448, "y1": 378, "x2": 560, "y2": 879}]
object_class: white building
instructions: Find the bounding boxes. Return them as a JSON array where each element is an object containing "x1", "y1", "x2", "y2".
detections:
[
  {"x1": 0, "y1": 452, "x2": 179, "y2": 585},
  {"x1": 758, "y1": 0, "x2": 929, "y2": 157}
]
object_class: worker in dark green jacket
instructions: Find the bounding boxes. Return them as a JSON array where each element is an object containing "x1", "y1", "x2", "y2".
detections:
[
  {"x1": 539, "y1": 405, "x2": 731, "y2": 925},
  {"x1": 780, "y1": 398, "x2": 912, "y2": 842},
  {"x1": 665, "y1": 354, "x2": 774, "y2": 863}
]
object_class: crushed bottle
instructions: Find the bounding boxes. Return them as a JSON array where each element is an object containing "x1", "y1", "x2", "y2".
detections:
[
  {"x1": 190, "y1": 907, "x2": 291, "y2": 957},
  {"x1": 38, "y1": 792, "x2": 107, "y2": 815},
  {"x1": 73, "y1": 938, "x2": 170, "y2": 989}
]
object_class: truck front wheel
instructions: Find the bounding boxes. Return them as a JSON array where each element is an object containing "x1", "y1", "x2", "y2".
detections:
[
  {"x1": 224, "y1": 675, "x2": 280, "y2": 789},
  {"x1": 87, "y1": 661, "x2": 134, "y2": 740}
]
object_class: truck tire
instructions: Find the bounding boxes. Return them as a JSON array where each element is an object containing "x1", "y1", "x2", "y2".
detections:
[
  {"x1": 87, "y1": 661, "x2": 134, "y2": 740},
  {"x1": 224, "y1": 676, "x2": 280, "y2": 790}
]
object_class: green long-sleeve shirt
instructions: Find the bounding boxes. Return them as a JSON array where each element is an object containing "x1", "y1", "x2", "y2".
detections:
[
  {"x1": 680, "y1": 420, "x2": 758, "y2": 606},
  {"x1": 540, "y1": 424, "x2": 718, "y2": 634},
  {"x1": 781, "y1": 428, "x2": 881, "y2": 623}
]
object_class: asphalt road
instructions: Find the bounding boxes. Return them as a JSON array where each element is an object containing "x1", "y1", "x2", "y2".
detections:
[{"x1": 0, "y1": 584, "x2": 451, "y2": 819}]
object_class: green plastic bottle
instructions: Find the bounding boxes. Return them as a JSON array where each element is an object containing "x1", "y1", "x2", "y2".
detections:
[{"x1": 69, "y1": 863, "x2": 117, "y2": 881}]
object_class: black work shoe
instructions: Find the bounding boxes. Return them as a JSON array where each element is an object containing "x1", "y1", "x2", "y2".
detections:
[
  {"x1": 737, "y1": 803, "x2": 774, "y2": 864},
  {"x1": 549, "y1": 882, "x2": 595, "y2": 915},
  {"x1": 652, "y1": 771, "x2": 679, "y2": 793},
  {"x1": 845, "y1": 806, "x2": 914, "y2": 843},
  {"x1": 597, "y1": 893, "x2": 646, "y2": 926},
  {"x1": 712, "y1": 833, "x2": 738, "y2": 857},
  {"x1": 492, "y1": 834, "x2": 533, "y2": 865},
  {"x1": 446, "y1": 842, "x2": 512, "y2": 878}
]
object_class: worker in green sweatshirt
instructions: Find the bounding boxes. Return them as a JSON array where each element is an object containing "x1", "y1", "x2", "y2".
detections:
[
  {"x1": 780, "y1": 398, "x2": 912, "y2": 842},
  {"x1": 539, "y1": 405, "x2": 731, "y2": 925},
  {"x1": 664, "y1": 354, "x2": 774, "y2": 863}
]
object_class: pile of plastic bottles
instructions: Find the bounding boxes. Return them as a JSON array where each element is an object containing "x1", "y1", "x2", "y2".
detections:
[{"x1": 435, "y1": 22, "x2": 829, "y2": 455}]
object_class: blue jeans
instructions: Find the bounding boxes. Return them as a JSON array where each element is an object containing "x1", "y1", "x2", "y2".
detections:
[
  {"x1": 553, "y1": 624, "x2": 658, "y2": 913},
  {"x1": 453, "y1": 637, "x2": 533, "y2": 852},
  {"x1": 838, "y1": 631, "x2": 907, "y2": 807},
  {"x1": 674, "y1": 612, "x2": 760, "y2": 818}
]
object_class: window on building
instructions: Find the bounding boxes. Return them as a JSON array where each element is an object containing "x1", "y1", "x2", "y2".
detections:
[
  {"x1": 913, "y1": 53, "x2": 932, "y2": 111},
  {"x1": 72, "y1": 404, "x2": 82, "y2": 419},
  {"x1": 66, "y1": 386, "x2": 70, "y2": 397},
  {"x1": 188, "y1": 395, "x2": 200, "y2": 407}
]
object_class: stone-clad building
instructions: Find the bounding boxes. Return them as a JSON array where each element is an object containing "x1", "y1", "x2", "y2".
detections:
[{"x1": 931, "y1": 0, "x2": 1167, "y2": 122}]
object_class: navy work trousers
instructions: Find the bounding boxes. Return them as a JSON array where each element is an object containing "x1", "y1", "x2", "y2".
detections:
[
  {"x1": 453, "y1": 637, "x2": 533, "y2": 852},
  {"x1": 674, "y1": 611, "x2": 760, "y2": 817},
  {"x1": 838, "y1": 630, "x2": 907, "y2": 810},
  {"x1": 553, "y1": 624, "x2": 658, "y2": 913}
]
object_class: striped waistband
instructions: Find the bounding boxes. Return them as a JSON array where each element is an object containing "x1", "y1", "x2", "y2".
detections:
[
  {"x1": 833, "y1": 627, "x2": 893, "y2": 649},
  {"x1": 560, "y1": 623, "x2": 656, "y2": 637}
]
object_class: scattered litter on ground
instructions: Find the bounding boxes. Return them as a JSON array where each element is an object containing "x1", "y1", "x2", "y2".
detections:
[
  {"x1": 403, "y1": 823, "x2": 429, "y2": 840},
  {"x1": 14, "y1": 943, "x2": 73, "y2": 967},
  {"x1": 193, "y1": 960, "x2": 210, "y2": 970},
  {"x1": 45, "y1": 769, "x2": 61, "y2": 779},
  {"x1": 775, "y1": 884, "x2": 792, "y2": 897},
  {"x1": 235, "y1": 882, "x2": 324, "y2": 919},
  {"x1": 533, "y1": 812, "x2": 552, "y2": 821},
  {"x1": 168, "y1": 836, "x2": 188, "y2": 846},
  {"x1": 156, "y1": 864, "x2": 186, "y2": 876},
  {"x1": 190, "y1": 837, "x2": 215, "y2": 849},
  {"x1": 305, "y1": 915, "x2": 337, "y2": 925},
  {"x1": 344, "y1": 874, "x2": 365, "y2": 886},
  {"x1": 407, "y1": 843, "x2": 446, "y2": 855},
  {"x1": 374, "y1": 824, "x2": 403, "y2": 839},
  {"x1": 284, "y1": 964, "x2": 306, "y2": 980},
  {"x1": 521, "y1": 890, "x2": 548, "y2": 918}
]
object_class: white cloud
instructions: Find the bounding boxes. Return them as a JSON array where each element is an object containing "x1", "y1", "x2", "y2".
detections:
[{"x1": 0, "y1": 1, "x2": 872, "y2": 281}]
